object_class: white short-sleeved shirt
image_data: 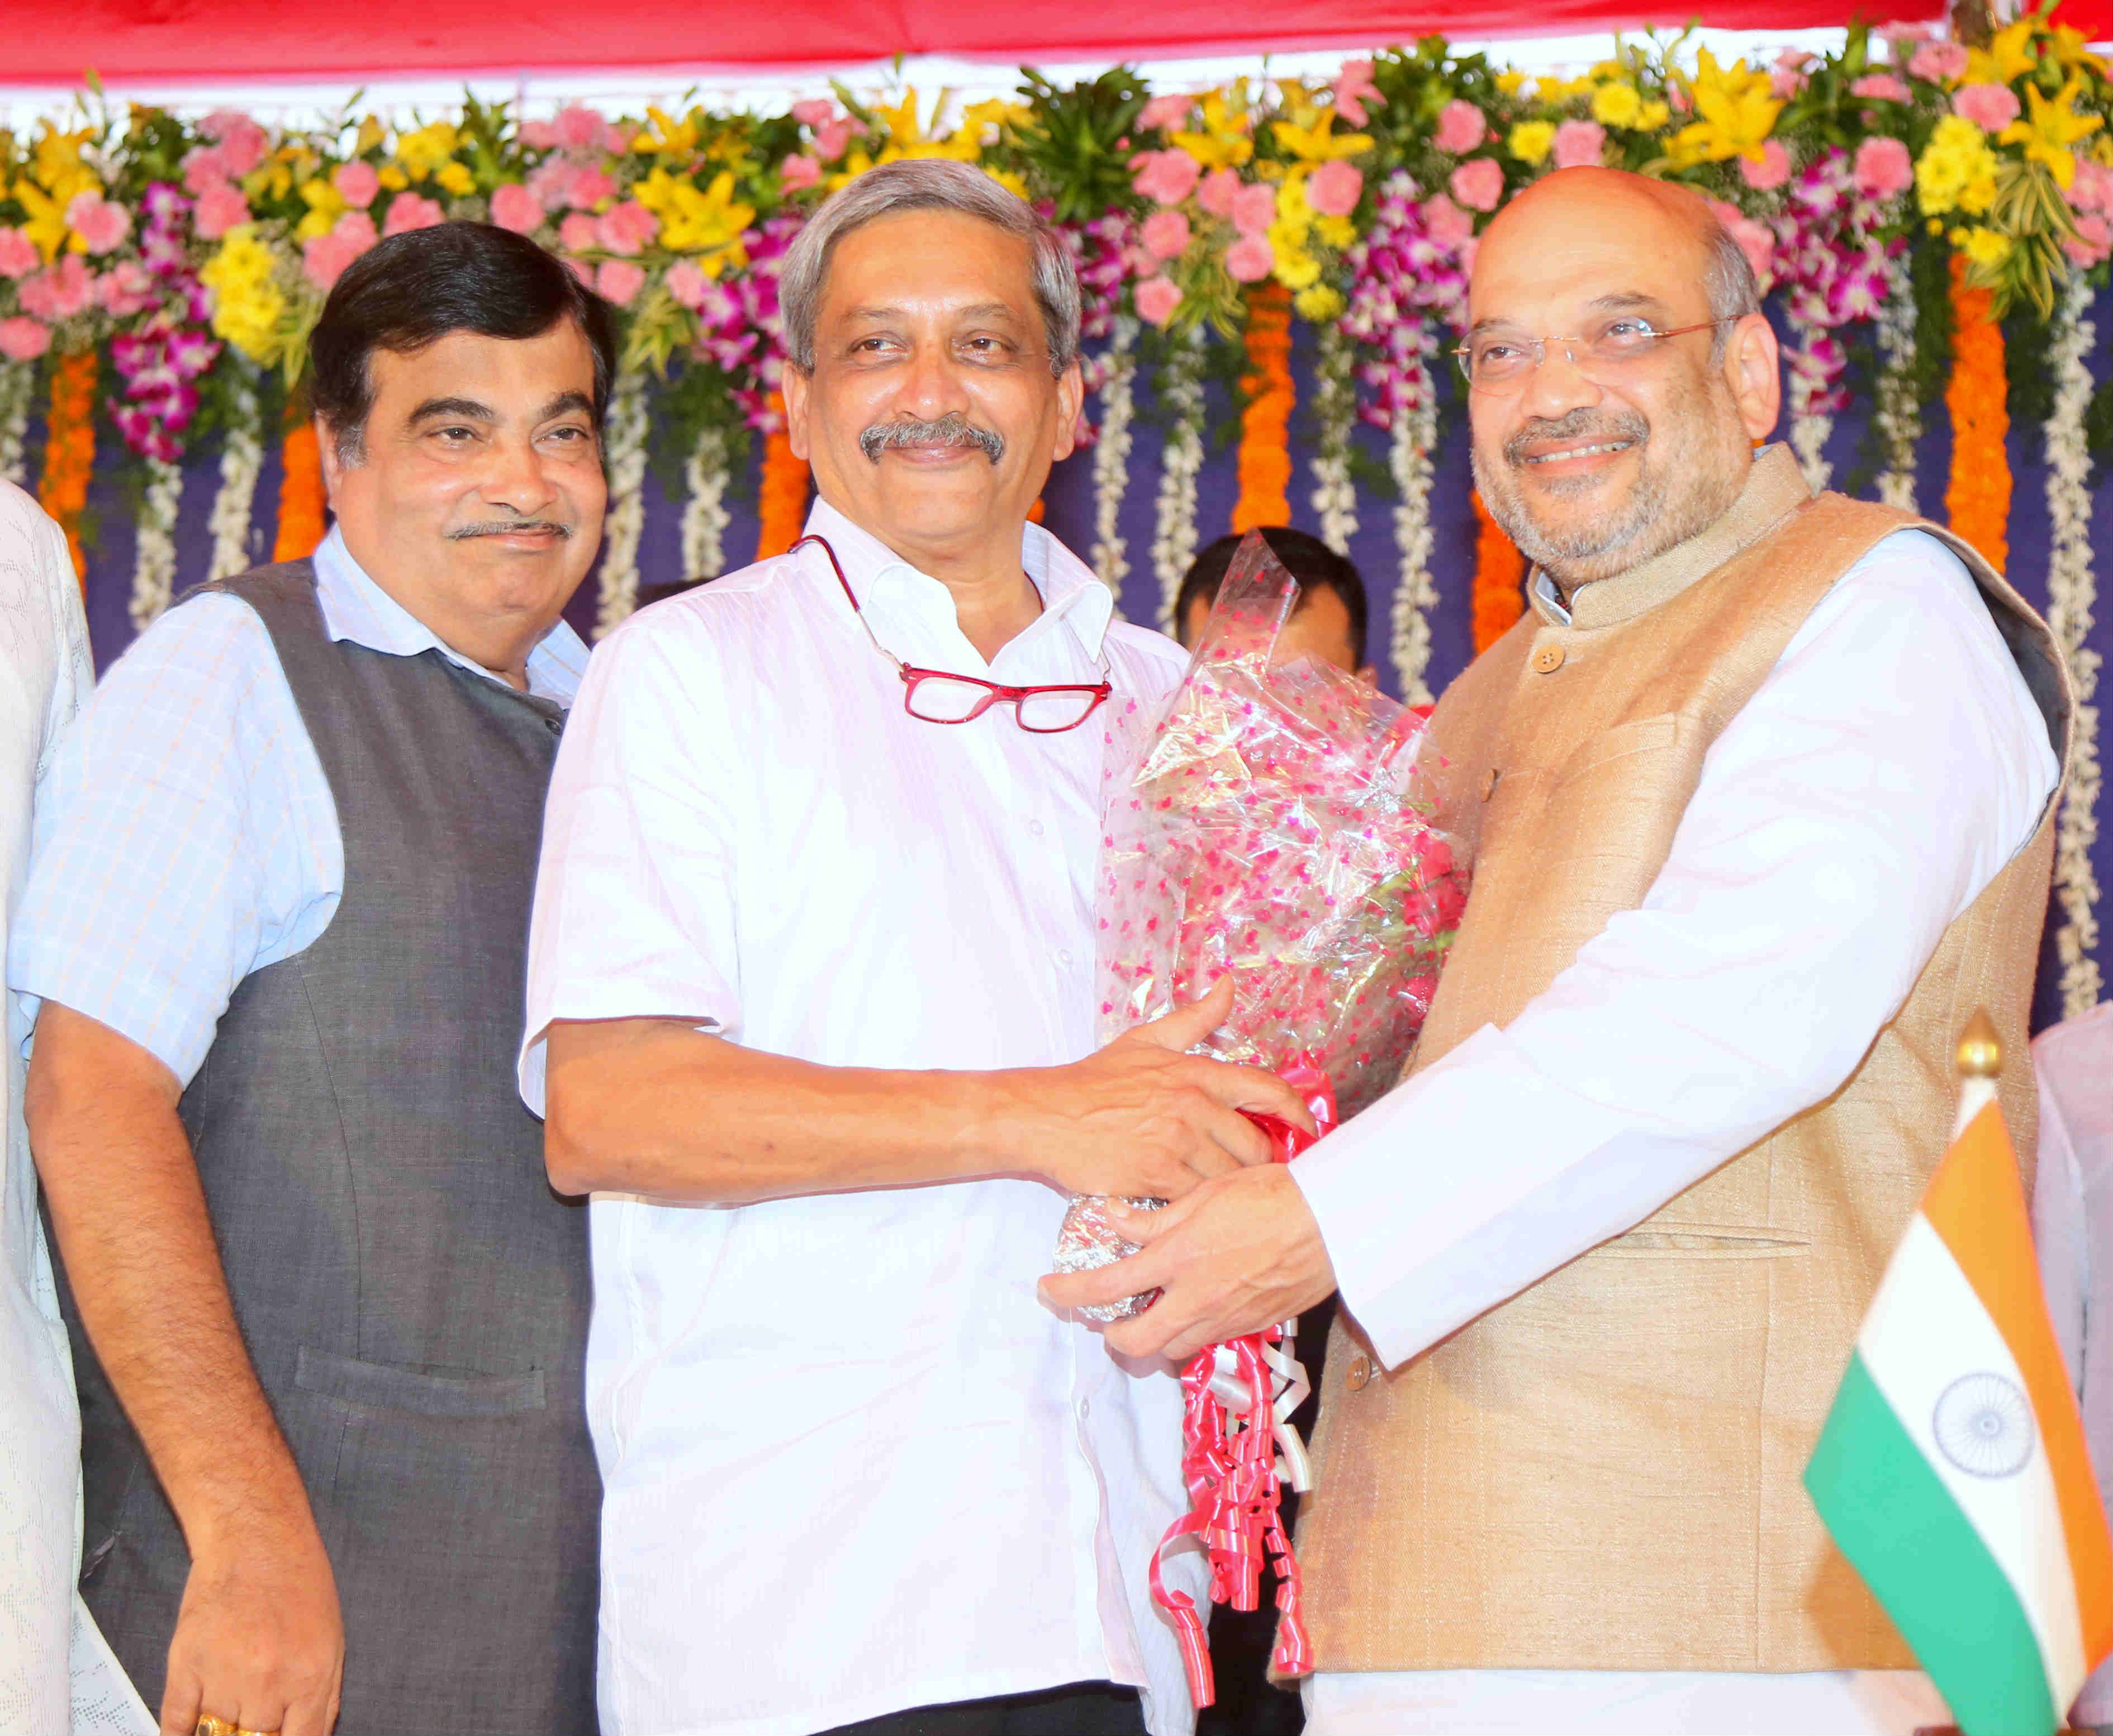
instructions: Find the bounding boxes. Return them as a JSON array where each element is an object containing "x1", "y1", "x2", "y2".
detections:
[{"x1": 523, "y1": 500, "x2": 1202, "y2": 1736}]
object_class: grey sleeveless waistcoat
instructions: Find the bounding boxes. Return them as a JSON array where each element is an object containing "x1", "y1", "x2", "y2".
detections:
[{"x1": 67, "y1": 562, "x2": 599, "y2": 1734}]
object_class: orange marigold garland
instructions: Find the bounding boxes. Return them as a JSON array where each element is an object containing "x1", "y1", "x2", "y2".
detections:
[
  {"x1": 1944, "y1": 253, "x2": 2010, "y2": 575},
  {"x1": 756, "y1": 391, "x2": 810, "y2": 561},
  {"x1": 1231, "y1": 282, "x2": 1294, "y2": 535},
  {"x1": 1470, "y1": 490, "x2": 1526, "y2": 653},
  {"x1": 272, "y1": 418, "x2": 327, "y2": 562},
  {"x1": 37, "y1": 350, "x2": 97, "y2": 584}
]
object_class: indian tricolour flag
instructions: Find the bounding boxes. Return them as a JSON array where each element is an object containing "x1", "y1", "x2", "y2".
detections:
[{"x1": 1807, "y1": 1071, "x2": 2113, "y2": 1736}]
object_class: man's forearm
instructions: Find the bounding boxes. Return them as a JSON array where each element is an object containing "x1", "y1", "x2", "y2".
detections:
[{"x1": 27, "y1": 1004, "x2": 318, "y2": 1559}]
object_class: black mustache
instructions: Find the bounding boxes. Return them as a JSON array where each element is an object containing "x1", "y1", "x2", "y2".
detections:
[
  {"x1": 447, "y1": 520, "x2": 573, "y2": 540},
  {"x1": 1504, "y1": 408, "x2": 1650, "y2": 469},
  {"x1": 859, "y1": 413, "x2": 1004, "y2": 466}
]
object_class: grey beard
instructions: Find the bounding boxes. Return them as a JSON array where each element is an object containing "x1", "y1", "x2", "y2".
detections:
[
  {"x1": 1471, "y1": 407, "x2": 1661, "y2": 579},
  {"x1": 859, "y1": 412, "x2": 1004, "y2": 466}
]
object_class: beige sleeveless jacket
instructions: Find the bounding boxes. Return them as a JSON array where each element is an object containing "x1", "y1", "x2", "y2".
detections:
[{"x1": 1293, "y1": 444, "x2": 2073, "y2": 1673}]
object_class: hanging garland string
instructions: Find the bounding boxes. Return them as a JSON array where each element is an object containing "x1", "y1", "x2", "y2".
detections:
[
  {"x1": 1151, "y1": 327, "x2": 1207, "y2": 630},
  {"x1": 1090, "y1": 315, "x2": 1138, "y2": 601},
  {"x1": 128, "y1": 456, "x2": 184, "y2": 628},
  {"x1": 1308, "y1": 322, "x2": 1358, "y2": 555},
  {"x1": 756, "y1": 389, "x2": 809, "y2": 562},
  {"x1": 201, "y1": 362, "x2": 262, "y2": 581},
  {"x1": 0, "y1": 361, "x2": 33, "y2": 488},
  {"x1": 1231, "y1": 282, "x2": 1294, "y2": 535},
  {"x1": 37, "y1": 350, "x2": 97, "y2": 584},
  {"x1": 595, "y1": 368, "x2": 649, "y2": 637},
  {"x1": 1385, "y1": 344, "x2": 1439, "y2": 706},
  {"x1": 1783, "y1": 314, "x2": 1834, "y2": 496},
  {"x1": 1873, "y1": 252, "x2": 1921, "y2": 515},
  {"x1": 270, "y1": 415, "x2": 326, "y2": 565},
  {"x1": 2045, "y1": 276, "x2": 2102, "y2": 1018},
  {"x1": 1470, "y1": 489, "x2": 1527, "y2": 654},
  {"x1": 1943, "y1": 254, "x2": 2010, "y2": 575},
  {"x1": 679, "y1": 422, "x2": 732, "y2": 586}
]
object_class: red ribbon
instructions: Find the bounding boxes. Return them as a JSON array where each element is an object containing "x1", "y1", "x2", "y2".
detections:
[{"x1": 1149, "y1": 1065, "x2": 1333, "y2": 1707}]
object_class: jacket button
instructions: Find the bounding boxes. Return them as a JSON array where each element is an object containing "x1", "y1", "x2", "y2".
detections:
[
  {"x1": 1346, "y1": 1354, "x2": 1373, "y2": 1391},
  {"x1": 1531, "y1": 643, "x2": 1566, "y2": 673}
]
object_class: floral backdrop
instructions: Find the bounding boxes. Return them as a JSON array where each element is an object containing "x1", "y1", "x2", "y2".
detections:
[{"x1": 2, "y1": 11, "x2": 2108, "y2": 1024}]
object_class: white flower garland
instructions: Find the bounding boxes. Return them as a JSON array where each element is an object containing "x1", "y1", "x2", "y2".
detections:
[
  {"x1": 1090, "y1": 314, "x2": 1138, "y2": 602},
  {"x1": 595, "y1": 368, "x2": 650, "y2": 638},
  {"x1": 206, "y1": 362, "x2": 264, "y2": 582},
  {"x1": 678, "y1": 421, "x2": 731, "y2": 585},
  {"x1": 1309, "y1": 322, "x2": 1359, "y2": 554},
  {"x1": 128, "y1": 456, "x2": 184, "y2": 628},
  {"x1": 2044, "y1": 276, "x2": 2101, "y2": 1018},
  {"x1": 1386, "y1": 345, "x2": 1440, "y2": 706},
  {"x1": 1873, "y1": 253, "x2": 1920, "y2": 514},
  {"x1": 1784, "y1": 316, "x2": 1833, "y2": 495},
  {"x1": 0, "y1": 362, "x2": 32, "y2": 487},
  {"x1": 1150, "y1": 328, "x2": 1206, "y2": 630}
]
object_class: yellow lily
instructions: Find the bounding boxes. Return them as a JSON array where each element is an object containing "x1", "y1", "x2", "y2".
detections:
[
  {"x1": 1172, "y1": 89, "x2": 1253, "y2": 172},
  {"x1": 1998, "y1": 77, "x2": 2105, "y2": 191},
  {"x1": 633, "y1": 167, "x2": 755, "y2": 268},
  {"x1": 395, "y1": 122, "x2": 460, "y2": 183},
  {"x1": 631, "y1": 105, "x2": 703, "y2": 159},
  {"x1": 1669, "y1": 48, "x2": 1783, "y2": 166},
  {"x1": 1269, "y1": 116, "x2": 1372, "y2": 165},
  {"x1": 12, "y1": 181, "x2": 72, "y2": 263},
  {"x1": 295, "y1": 176, "x2": 347, "y2": 241},
  {"x1": 1964, "y1": 17, "x2": 2039, "y2": 89}
]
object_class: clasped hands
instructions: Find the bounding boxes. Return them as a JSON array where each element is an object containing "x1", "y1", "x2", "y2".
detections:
[{"x1": 1024, "y1": 979, "x2": 1337, "y2": 1362}]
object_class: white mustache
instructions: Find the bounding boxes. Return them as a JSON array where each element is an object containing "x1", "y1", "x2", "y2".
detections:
[
  {"x1": 859, "y1": 413, "x2": 1004, "y2": 466},
  {"x1": 447, "y1": 519, "x2": 573, "y2": 539}
]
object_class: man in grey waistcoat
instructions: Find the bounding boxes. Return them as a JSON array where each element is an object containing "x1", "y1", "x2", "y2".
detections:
[{"x1": 10, "y1": 222, "x2": 609, "y2": 1736}]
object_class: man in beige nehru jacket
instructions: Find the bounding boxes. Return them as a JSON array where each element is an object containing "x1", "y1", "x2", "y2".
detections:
[{"x1": 1043, "y1": 167, "x2": 2071, "y2": 1734}]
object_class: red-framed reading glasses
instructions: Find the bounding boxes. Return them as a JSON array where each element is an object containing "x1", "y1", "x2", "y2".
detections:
[{"x1": 792, "y1": 533, "x2": 1114, "y2": 734}]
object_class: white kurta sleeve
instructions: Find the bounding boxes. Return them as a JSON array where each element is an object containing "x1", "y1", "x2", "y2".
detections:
[{"x1": 1293, "y1": 530, "x2": 2060, "y2": 1371}]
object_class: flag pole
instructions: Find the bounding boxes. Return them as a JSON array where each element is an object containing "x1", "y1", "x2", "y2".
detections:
[{"x1": 1954, "y1": 1007, "x2": 2002, "y2": 1140}]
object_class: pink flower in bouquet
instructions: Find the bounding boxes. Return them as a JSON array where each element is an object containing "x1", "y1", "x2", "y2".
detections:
[
  {"x1": 1196, "y1": 168, "x2": 1241, "y2": 218},
  {"x1": 1954, "y1": 83, "x2": 2021, "y2": 132},
  {"x1": 302, "y1": 211, "x2": 378, "y2": 290},
  {"x1": 192, "y1": 179, "x2": 251, "y2": 239},
  {"x1": 1134, "y1": 274, "x2": 1183, "y2": 326},
  {"x1": 563, "y1": 256, "x2": 593, "y2": 288},
  {"x1": 1230, "y1": 182, "x2": 1277, "y2": 238},
  {"x1": 598, "y1": 200, "x2": 659, "y2": 255},
  {"x1": 2073, "y1": 158, "x2": 2113, "y2": 216},
  {"x1": 333, "y1": 160, "x2": 381, "y2": 208},
  {"x1": 596, "y1": 259, "x2": 647, "y2": 307},
  {"x1": 1141, "y1": 208, "x2": 1191, "y2": 260},
  {"x1": 1333, "y1": 59, "x2": 1381, "y2": 128},
  {"x1": 779, "y1": 154, "x2": 823, "y2": 192},
  {"x1": 1139, "y1": 92, "x2": 1197, "y2": 132},
  {"x1": 1909, "y1": 40, "x2": 1970, "y2": 83},
  {"x1": 790, "y1": 98, "x2": 837, "y2": 127},
  {"x1": 0, "y1": 317, "x2": 50, "y2": 362},
  {"x1": 2066, "y1": 213, "x2": 2113, "y2": 268},
  {"x1": 1737, "y1": 139, "x2": 1792, "y2": 191},
  {"x1": 383, "y1": 193, "x2": 446, "y2": 236},
  {"x1": 1224, "y1": 235, "x2": 1274, "y2": 282},
  {"x1": 93, "y1": 258, "x2": 157, "y2": 316},
  {"x1": 814, "y1": 118, "x2": 854, "y2": 162},
  {"x1": 1421, "y1": 191, "x2": 1475, "y2": 247},
  {"x1": 1770, "y1": 49, "x2": 1812, "y2": 100},
  {"x1": 664, "y1": 259, "x2": 710, "y2": 309},
  {"x1": 1552, "y1": 120, "x2": 1607, "y2": 172},
  {"x1": 1307, "y1": 159, "x2": 1364, "y2": 217},
  {"x1": 1708, "y1": 198, "x2": 1775, "y2": 287},
  {"x1": 201, "y1": 111, "x2": 269, "y2": 177},
  {"x1": 18, "y1": 257, "x2": 93, "y2": 321},
  {"x1": 0, "y1": 228, "x2": 37, "y2": 279},
  {"x1": 555, "y1": 103, "x2": 615, "y2": 154},
  {"x1": 527, "y1": 157, "x2": 581, "y2": 211},
  {"x1": 1854, "y1": 135, "x2": 1915, "y2": 198},
  {"x1": 519, "y1": 120, "x2": 559, "y2": 151},
  {"x1": 1133, "y1": 148, "x2": 1203, "y2": 207},
  {"x1": 181, "y1": 144, "x2": 228, "y2": 194},
  {"x1": 1851, "y1": 73, "x2": 1911, "y2": 103},
  {"x1": 490, "y1": 182, "x2": 545, "y2": 234},
  {"x1": 558, "y1": 211, "x2": 600, "y2": 253},
  {"x1": 569, "y1": 167, "x2": 619, "y2": 210},
  {"x1": 1449, "y1": 158, "x2": 1504, "y2": 213},
  {"x1": 1433, "y1": 99, "x2": 1485, "y2": 155},
  {"x1": 65, "y1": 193, "x2": 130, "y2": 255}
]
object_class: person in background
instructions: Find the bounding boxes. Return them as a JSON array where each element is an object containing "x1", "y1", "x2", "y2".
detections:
[
  {"x1": 2033, "y1": 998, "x2": 2113, "y2": 1736},
  {"x1": 13, "y1": 222, "x2": 609, "y2": 1736},
  {"x1": 1172, "y1": 527, "x2": 1376, "y2": 684}
]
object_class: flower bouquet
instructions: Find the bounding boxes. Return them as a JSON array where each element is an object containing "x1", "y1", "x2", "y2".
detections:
[{"x1": 1052, "y1": 531, "x2": 1468, "y2": 1704}]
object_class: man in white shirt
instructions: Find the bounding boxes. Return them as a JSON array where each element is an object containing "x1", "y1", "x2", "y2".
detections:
[
  {"x1": 1044, "y1": 168, "x2": 2065, "y2": 1734},
  {"x1": 525, "y1": 159, "x2": 1309, "y2": 1736}
]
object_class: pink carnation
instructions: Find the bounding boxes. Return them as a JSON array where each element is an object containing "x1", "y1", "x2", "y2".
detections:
[
  {"x1": 1908, "y1": 40, "x2": 1970, "y2": 83},
  {"x1": 303, "y1": 210, "x2": 381, "y2": 291},
  {"x1": 2065, "y1": 212, "x2": 2112, "y2": 268},
  {"x1": 1132, "y1": 148, "x2": 1203, "y2": 207},
  {"x1": 1707, "y1": 198, "x2": 1774, "y2": 288},
  {"x1": 1854, "y1": 135, "x2": 1915, "y2": 198},
  {"x1": 65, "y1": 191, "x2": 131, "y2": 255},
  {"x1": 1332, "y1": 59, "x2": 1380, "y2": 129},
  {"x1": 94, "y1": 258, "x2": 157, "y2": 316},
  {"x1": 597, "y1": 201, "x2": 659, "y2": 255},
  {"x1": 558, "y1": 211, "x2": 600, "y2": 253},
  {"x1": 1224, "y1": 234, "x2": 1274, "y2": 282},
  {"x1": 1953, "y1": 83, "x2": 2021, "y2": 132},
  {"x1": 526, "y1": 158, "x2": 580, "y2": 210},
  {"x1": 18, "y1": 256, "x2": 94, "y2": 321},
  {"x1": 1138, "y1": 92, "x2": 1196, "y2": 132},
  {"x1": 779, "y1": 153, "x2": 822, "y2": 192},
  {"x1": 1736, "y1": 139, "x2": 1791, "y2": 191},
  {"x1": 202, "y1": 112, "x2": 269, "y2": 176},
  {"x1": 1433, "y1": 99, "x2": 1486, "y2": 155},
  {"x1": 814, "y1": 118, "x2": 854, "y2": 162},
  {"x1": 1421, "y1": 192, "x2": 1474, "y2": 248},
  {"x1": 333, "y1": 160, "x2": 381, "y2": 208},
  {"x1": 555, "y1": 104, "x2": 615, "y2": 154},
  {"x1": 1851, "y1": 73, "x2": 1912, "y2": 103},
  {"x1": 0, "y1": 227, "x2": 37, "y2": 280},
  {"x1": 490, "y1": 183, "x2": 545, "y2": 234},
  {"x1": 664, "y1": 260, "x2": 710, "y2": 309},
  {"x1": 596, "y1": 259, "x2": 647, "y2": 307},
  {"x1": 1552, "y1": 120, "x2": 1607, "y2": 172},
  {"x1": 564, "y1": 257, "x2": 593, "y2": 288},
  {"x1": 1229, "y1": 182, "x2": 1276, "y2": 238},
  {"x1": 0, "y1": 317, "x2": 50, "y2": 362},
  {"x1": 193, "y1": 179, "x2": 251, "y2": 239},
  {"x1": 1450, "y1": 157, "x2": 1504, "y2": 213},
  {"x1": 1141, "y1": 207, "x2": 1191, "y2": 260},
  {"x1": 1196, "y1": 168, "x2": 1241, "y2": 218},
  {"x1": 1133, "y1": 273, "x2": 1183, "y2": 327},
  {"x1": 519, "y1": 120, "x2": 559, "y2": 151},
  {"x1": 382, "y1": 193, "x2": 446, "y2": 236},
  {"x1": 2072, "y1": 158, "x2": 2113, "y2": 217},
  {"x1": 790, "y1": 98, "x2": 838, "y2": 127},
  {"x1": 568, "y1": 168, "x2": 618, "y2": 210},
  {"x1": 1307, "y1": 158, "x2": 1363, "y2": 216},
  {"x1": 181, "y1": 144, "x2": 230, "y2": 197}
]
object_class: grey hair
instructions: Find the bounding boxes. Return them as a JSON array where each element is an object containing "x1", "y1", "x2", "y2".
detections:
[
  {"x1": 1702, "y1": 216, "x2": 1763, "y2": 362},
  {"x1": 778, "y1": 159, "x2": 1081, "y2": 377}
]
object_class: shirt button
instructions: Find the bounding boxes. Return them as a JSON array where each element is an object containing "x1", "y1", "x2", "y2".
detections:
[
  {"x1": 1345, "y1": 1354, "x2": 1374, "y2": 1392},
  {"x1": 1531, "y1": 643, "x2": 1566, "y2": 674},
  {"x1": 1028, "y1": 818, "x2": 1046, "y2": 837},
  {"x1": 1078, "y1": 1397, "x2": 1091, "y2": 1419},
  {"x1": 1057, "y1": 949, "x2": 1075, "y2": 968}
]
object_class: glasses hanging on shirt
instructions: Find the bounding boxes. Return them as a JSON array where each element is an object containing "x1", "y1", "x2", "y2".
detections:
[{"x1": 793, "y1": 534, "x2": 1113, "y2": 734}]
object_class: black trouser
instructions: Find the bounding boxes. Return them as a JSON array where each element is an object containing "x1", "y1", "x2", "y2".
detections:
[{"x1": 822, "y1": 1681, "x2": 1147, "y2": 1735}]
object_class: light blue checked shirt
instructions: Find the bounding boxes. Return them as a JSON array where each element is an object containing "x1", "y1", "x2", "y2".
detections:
[{"x1": 9, "y1": 526, "x2": 588, "y2": 1088}]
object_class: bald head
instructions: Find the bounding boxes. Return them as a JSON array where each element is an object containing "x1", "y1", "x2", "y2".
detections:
[{"x1": 1462, "y1": 166, "x2": 1780, "y2": 594}]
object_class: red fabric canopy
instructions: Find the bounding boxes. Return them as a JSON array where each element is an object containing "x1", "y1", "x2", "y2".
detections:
[{"x1": 18, "y1": 0, "x2": 1947, "y2": 86}]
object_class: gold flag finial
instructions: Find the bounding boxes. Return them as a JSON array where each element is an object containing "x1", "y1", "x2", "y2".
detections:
[{"x1": 1957, "y1": 1009, "x2": 2003, "y2": 1080}]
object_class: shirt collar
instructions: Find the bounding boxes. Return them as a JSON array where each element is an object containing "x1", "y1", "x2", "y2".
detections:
[
  {"x1": 799, "y1": 496, "x2": 1115, "y2": 668},
  {"x1": 310, "y1": 524, "x2": 589, "y2": 705}
]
